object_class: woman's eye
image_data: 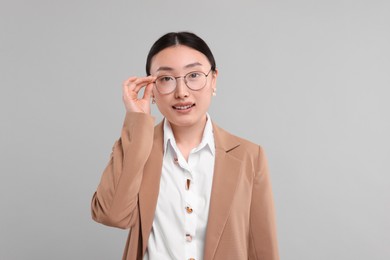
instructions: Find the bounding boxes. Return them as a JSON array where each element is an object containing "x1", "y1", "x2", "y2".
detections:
[
  {"x1": 159, "y1": 76, "x2": 173, "y2": 82},
  {"x1": 188, "y1": 72, "x2": 201, "y2": 79}
]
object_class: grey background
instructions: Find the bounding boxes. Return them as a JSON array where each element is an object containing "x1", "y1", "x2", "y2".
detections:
[{"x1": 1, "y1": 0, "x2": 389, "y2": 259}]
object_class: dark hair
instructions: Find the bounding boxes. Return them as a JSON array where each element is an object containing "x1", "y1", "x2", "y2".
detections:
[{"x1": 145, "y1": 31, "x2": 216, "y2": 75}]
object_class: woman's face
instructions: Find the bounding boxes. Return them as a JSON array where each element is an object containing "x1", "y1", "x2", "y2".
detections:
[{"x1": 150, "y1": 45, "x2": 218, "y2": 129}]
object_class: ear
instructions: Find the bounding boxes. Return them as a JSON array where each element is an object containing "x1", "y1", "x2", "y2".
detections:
[
  {"x1": 212, "y1": 68, "x2": 219, "y2": 78},
  {"x1": 211, "y1": 68, "x2": 218, "y2": 90}
]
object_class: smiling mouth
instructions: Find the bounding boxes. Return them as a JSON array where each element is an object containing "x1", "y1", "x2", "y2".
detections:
[{"x1": 172, "y1": 104, "x2": 196, "y2": 110}]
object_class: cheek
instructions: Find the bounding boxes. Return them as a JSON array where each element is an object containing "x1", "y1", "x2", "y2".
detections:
[
  {"x1": 196, "y1": 91, "x2": 213, "y2": 107},
  {"x1": 154, "y1": 94, "x2": 174, "y2": 112}
]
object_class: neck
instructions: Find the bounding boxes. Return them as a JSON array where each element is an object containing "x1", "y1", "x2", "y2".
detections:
[{"x1": 170, "y1": 115, "x2": 207, "y2": 159}]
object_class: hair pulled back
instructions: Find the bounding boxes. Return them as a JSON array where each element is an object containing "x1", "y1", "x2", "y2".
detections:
[{"x1": 145, "y1": 31, "x2": 216, "y2": 75}]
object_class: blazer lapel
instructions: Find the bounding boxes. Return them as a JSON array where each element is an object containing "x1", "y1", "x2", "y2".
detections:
[
  {"x1": 203, "y1": 123, "x2": 242, "y2": 260},
  {"x1": 139, "y1": 121, "x2": 164, "y2": 255}
]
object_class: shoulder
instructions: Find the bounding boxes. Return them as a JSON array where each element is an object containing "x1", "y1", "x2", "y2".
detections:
[
  {"x1": 212, "y1": 122, "x2": 264, "y2": 161},
  {"x1": 212, "y1": 122, "x2": 269, "y2": 180}
]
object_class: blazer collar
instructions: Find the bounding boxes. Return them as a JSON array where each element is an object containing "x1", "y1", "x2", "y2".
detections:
[
  {"x1": 139, "y1": 119, "x2": 242, "y2": 258},
  {"x1": 212, "y1": 121, "x2": 240, "y2": 152},
  {"x1": 163, "y1": 114, "x2": 216, "y2": 156}
]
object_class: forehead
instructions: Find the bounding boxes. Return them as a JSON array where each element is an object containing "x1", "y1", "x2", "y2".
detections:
[{"x1": 150, "y1": 45, "x2": 210, "y2": 73}]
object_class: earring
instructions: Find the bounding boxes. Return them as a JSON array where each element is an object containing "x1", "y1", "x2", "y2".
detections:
[
  {"x1": 152, "y1": 97, "x2": 156, "y2": 104},
  {"x1": 212, "y1": 89, "x2": 217, "y2": 96}
]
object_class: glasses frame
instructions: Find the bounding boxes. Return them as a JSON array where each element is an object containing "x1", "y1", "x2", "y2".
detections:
[{"x1": 153, "y1": 68, "x2": 213, "y2": 95}]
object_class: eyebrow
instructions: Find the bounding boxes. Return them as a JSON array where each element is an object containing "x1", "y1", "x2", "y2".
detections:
[{"x1": 156, "y1": 62, "x2": 203, "y2": 72}]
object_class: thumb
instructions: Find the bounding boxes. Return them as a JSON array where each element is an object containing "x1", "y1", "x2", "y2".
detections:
[{"x1": 143, "y1": 83, "x2": 154, "y2": 100}]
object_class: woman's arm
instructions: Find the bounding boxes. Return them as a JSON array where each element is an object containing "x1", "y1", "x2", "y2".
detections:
[
  {"x1": 91, "y1": 112, "x2": 155, "y2": 229},
  {"x1": 91, "y1": 76, "x2": 156, "y2": 229},
  {"x1": 248, "y1": 146, "x2": 280, "y2": 259}
]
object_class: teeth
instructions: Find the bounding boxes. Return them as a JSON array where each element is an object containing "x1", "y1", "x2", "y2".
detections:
[{"x1": 174, "y1": 104, "x2": 193, "y2": 110}]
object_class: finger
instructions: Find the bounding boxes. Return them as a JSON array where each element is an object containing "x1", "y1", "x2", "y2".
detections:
[
  {"x1": 122, "y1": 77, "x2": 139, "y2": 102},
  {"x1": 122, "y1": 82, "x2": 132, "y2": 102},
  {"x1": 130, "y1": 76, "x2": 155, "y2": 85},
  {"x1": 123, "y1": 76, "x2": 153, "y2": 90},
  {"x1": 123, "y1": 75, "x2": 156, "y2": 100},
  {"x1": 132, "y1": 76, "x2": 156, "y2": 93},
  {"x1": 122, "y1": 76, "x2": 152, "y2": 100},
  {"x1": 122, "y1": 77, "x2": 137, "y2": 89},
  {"x1": 142, "y1": 83, "x2": 154, "y2": 101}
]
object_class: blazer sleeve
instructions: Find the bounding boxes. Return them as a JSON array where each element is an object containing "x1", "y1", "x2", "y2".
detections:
[
  {"x1": 248, "y1": 146, "x2": 280, "y2": 260},
  {"x1": 91, "y1": 112, "x2": 155, "y2": 229}
]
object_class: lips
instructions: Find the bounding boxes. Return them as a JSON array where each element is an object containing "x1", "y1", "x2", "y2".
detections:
[{"x1": 172, "y1": 103, "x2": 196, "y2": 110}]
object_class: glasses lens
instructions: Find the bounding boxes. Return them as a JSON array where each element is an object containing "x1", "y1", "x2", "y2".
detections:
[
  {"x1": 185, "y1": 72, "x2": 206, "y2": 90},
  {"x1": 156, "y1": 76, "x2": 176, "y2": 94}
]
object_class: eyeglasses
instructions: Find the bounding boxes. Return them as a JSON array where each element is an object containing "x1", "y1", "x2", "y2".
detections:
[{"x1": 154, "y1": 69, "x2": 213, "y2": 95}]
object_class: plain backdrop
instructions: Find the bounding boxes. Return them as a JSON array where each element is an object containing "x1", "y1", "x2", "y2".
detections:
[{"x1": 1, "y1": 0, "x2": 389, "y2": 259}]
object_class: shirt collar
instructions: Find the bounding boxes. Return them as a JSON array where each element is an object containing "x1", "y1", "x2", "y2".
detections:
[{"x1": 163, "y1": 113, "x2": 215, "y2": 156}]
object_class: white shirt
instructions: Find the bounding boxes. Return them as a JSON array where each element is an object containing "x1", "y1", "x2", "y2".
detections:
[{"x1": 143, "y1": 114, "x2": 215, "y2": 260}]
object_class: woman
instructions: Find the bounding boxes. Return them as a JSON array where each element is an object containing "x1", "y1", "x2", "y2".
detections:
[{"x1": 91, "y1": 32, "x2": 279, "y2": 260}]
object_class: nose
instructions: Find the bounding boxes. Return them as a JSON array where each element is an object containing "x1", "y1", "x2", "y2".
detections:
[{"x1": 174, "y1": 77, "x2": 189, "y2": 99}]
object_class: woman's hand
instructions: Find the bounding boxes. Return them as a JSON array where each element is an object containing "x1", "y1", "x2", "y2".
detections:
[{"x1": 122, "y1": 76, "x2": 156, "y2": 114}]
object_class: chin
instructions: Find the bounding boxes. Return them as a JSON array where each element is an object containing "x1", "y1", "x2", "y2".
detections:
[
  {"x1": 168, "y1": 117, "x2": 196, "y2": 127},
  {"x1": 165, "y1": 113, "x2": 205, "y2": 128}
]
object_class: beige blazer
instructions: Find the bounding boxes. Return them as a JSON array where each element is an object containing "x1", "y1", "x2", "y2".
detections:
[{"x1": 91, "y1": 112, "x2": 279, "y2": 260}]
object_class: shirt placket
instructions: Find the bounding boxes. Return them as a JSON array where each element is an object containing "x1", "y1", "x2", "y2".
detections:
[{"x1": 175, "y1": 151, "x2": 200, "y2": 260}]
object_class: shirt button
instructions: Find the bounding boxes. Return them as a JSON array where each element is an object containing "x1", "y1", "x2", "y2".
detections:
[
  {"x1": 173, "y1": 157, "x2": 179, "y2": 165},
  {"x1": 186, "y1": 234, "x2": 192, "y2": 242},
  {"x1": 185, "y1": 206, "x2": 193, "y2": 214},
  {"x1": 185, "y1": 179, "x2": 191, "y2": 190}
]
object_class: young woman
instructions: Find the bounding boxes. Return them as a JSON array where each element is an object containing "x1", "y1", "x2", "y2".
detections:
[{"x1": 91, "y1": 32, "x2": 279, "y2": 260}]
